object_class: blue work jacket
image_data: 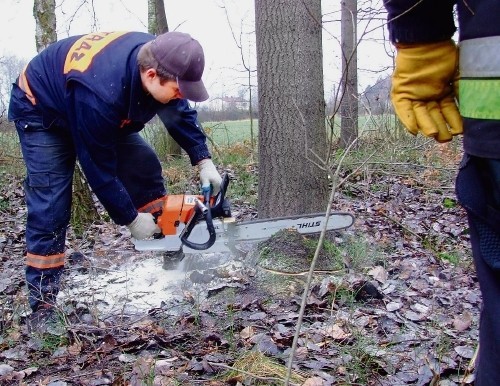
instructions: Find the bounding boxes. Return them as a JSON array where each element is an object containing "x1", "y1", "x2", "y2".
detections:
[{"x1": 8, "y1": 32, "x2": 211, "y2": 225}]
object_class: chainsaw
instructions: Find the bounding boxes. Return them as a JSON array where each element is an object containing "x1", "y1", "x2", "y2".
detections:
[{"x1": 132, "y1": 173, "x2": 355, "y2": 253}]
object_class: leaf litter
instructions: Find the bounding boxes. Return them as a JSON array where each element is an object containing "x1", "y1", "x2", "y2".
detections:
[{"x1": 0, "y1": 166, "x2": 480, "y2": 385}]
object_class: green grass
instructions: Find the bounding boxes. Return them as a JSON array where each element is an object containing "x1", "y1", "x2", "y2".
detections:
[
  {"x1": 443, "y1": 197, "x2": 458, "y2": 208},
  {"x1": 0, "y1": 115, "x2": 401, "y2": 173},
  {"x1": 0, "y1": 197, "x2": 9, "y2": 211},
  {"x1": 202, "y1": 115, "x2": 400, "y2": 148},
  {"x1": 202, "y1": 119, "x2": 258, "y2": 147}
]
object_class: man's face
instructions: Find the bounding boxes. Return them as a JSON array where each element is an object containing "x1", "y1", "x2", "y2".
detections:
[{"x1": 141, "y1": 69, "x2": 183, "y2": 103}]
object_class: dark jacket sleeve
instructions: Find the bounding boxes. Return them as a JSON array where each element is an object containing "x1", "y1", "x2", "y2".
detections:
[
  {"x1": 383, "y1": 0, "x2": 457, "y2": 43},
  {"x1": 156, "y1": 99, "x2": 211, "y2": 165},
  {"x1": 67, "y1": 84, "x2": 138, "y2": 226}
]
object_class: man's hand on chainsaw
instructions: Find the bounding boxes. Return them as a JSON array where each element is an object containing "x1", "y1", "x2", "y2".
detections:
[
  {"x1": 198, "y1": 158, "x2": 222, "y2": 195},
  {"x1": 127, "y1": 212, "x2": 161, "y2": 239}
]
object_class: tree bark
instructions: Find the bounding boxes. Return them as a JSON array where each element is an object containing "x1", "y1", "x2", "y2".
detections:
[
  {"x1": 340, "y1": 0, "x2": 359, "y2": 148},
  {"x1": 255, "y1": 0, "x2": 328, "y2": 218},
  {"x1": 148, "y1": 0, "x2": 169, "y2": 35},
  {"x1": 71, "y1": 164, "x2": 99, "y2": 237},
  {"x1": 33, "y1": 0, "x2": 57, "y2": 53},
  {"x1": 148, "y1": 0, "x2": 182, "y2": 158}
]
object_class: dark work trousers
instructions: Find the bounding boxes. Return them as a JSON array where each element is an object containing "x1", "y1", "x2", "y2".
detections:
[
  {"x1": 456, "y1": 154, "x2": 500, "y2": 386},
  {"x1": 15, "y1": 119, "x2": 166, "y2": 311}
]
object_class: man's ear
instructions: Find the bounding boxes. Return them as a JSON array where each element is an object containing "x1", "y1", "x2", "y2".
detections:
[{"x1": 144, "y1": 68, "x2": 157, "y2": 80}]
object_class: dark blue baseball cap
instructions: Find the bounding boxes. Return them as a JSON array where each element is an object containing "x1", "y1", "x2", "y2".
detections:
[{"x1": 151, "y1": 31, "x2": 209, "y2": 102}]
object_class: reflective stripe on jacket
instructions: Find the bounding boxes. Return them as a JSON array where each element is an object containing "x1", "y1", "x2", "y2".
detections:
[{"x1": 460, "y1": 36, "x2": 500, "y2": 120}]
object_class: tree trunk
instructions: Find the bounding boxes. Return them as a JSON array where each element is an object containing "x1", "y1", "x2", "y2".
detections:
[
  {"x1": 255, "y1": 0, "x2": 328, "y2": 218},
  {"x1": 70, "y1": 164, "x2": 99, "y2": 237},
  {"x1": 148, "y1": 0, "x2": 182, "y2": 158},
  {"x1": 340, "y1": 0, "x2": 359, "y2": 148},
  {"x1": 33, "y1": 0, "x2": 57, "y2": 53},
  {"x1": 148, "y1": 0, "x2": 169, "y2": 35}
]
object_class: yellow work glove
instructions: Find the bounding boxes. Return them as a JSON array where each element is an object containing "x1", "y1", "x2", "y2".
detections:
[{"x1": 391, "y1": 40, "x2": 463, "y2": 143}]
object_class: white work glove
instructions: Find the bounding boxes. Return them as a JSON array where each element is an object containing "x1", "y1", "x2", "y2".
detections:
[
  {"x1": 127, "y1": 213, "x2": 161, "y2": 240},
  {"x1": 198, "y1": 158, "x2": 222, "y2": 195}
]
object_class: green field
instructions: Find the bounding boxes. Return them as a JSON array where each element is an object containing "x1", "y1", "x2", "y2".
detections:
[
  {"x1": 201, "y1": 114, "x2": 400, "y2": 148},
  {"x1": 1, "y1": 114, "x2": 401, "y2": 173},
  {"x1": 202, "y1": 119, "x2": 258, "y2": 147}
]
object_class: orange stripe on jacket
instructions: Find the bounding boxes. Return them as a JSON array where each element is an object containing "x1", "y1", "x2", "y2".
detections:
[
  {"x1": 18, "y1": 65, "x2": 36, "y2": 105},
  {"x1": 63, "y1": 31, "x2": 128, "y2": 74},
  {"x1": 26, "y1": 252, "x2": 65, "y2": 269}
]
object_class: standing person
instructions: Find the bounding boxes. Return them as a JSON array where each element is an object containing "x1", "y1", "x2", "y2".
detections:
[
  {"x1": 8, "y1": 31, "x2": 222, "y2": 329},
  {"x1": 383, "y1": 1, "x2": 500, "y2": 384}
]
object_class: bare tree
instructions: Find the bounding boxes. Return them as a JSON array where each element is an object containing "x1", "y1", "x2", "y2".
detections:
[
  {"x1": 33, "y1": 0, "x2": 57, "y2": 53},
  {"x1": 0, "y1": 55, "x2": 26, "y2": 124},
  {"x1": 255, "y1": 0, "x2": 328, "y2": 218},
  {"x1": 222, "y1": 5, "x2": 258, "y2": 153},
  {"x1": 340, "y1": 0, "x2": 359, "y2": 148},
  {"x1": 148, "y1": 0, "x2": 169, "y2": 35},
  {"x1": 147, "y1": 0, "x2": 182, "y2": 158}
]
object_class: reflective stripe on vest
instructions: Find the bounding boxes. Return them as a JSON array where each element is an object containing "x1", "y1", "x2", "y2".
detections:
[{"x1": 460, "y1": 36, "x2": 500, "y2": 119}]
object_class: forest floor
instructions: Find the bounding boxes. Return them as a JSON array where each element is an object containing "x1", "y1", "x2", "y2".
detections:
[{"x1": 0, "y1": 142, "x2": 480, "y2": 386}]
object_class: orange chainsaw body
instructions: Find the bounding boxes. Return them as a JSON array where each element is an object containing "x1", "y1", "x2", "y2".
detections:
[
  {"x1": 153, "y1": 174, "x2": 231, "y2": 251},
  {"x1": 157, "y1": 194, "x2": 207, "y2": 236}
]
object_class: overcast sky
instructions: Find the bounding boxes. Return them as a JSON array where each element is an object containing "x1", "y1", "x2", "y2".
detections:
[{"x1": 0, "y1": 0, "x2": 392, "y2": 103}]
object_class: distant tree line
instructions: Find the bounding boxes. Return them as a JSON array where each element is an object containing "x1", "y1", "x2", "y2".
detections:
[
  {"x1": 0, "y1": 51, "x2": 392, "y2": 131},
  {"x1": 325, "y1": 75, "x2": 393, "y2": 119},
  {"x1": 359, "y1": 75, "x2": 393, "y2": 115},
  {"x1": 197, "y1": 75, "x2": 392, "y2": 123},
  {"x1": 197, "y1": 105, "x2": 258, "y2": 122}
]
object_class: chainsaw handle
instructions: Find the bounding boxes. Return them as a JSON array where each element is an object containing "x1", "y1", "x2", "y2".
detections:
[
  {"x1": 180, "y1": 188, "x2": 217, "y2": 250},
  {"x1": 209, "y1": 173, "x2": 231, "y2": 218}
]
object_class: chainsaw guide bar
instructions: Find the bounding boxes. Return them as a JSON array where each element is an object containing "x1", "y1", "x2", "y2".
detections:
[{"x1": 133, "y1": 174, "x2": 355, "y2": 253}]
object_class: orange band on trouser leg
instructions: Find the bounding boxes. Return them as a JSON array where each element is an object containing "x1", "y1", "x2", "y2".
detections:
[
  {"x1": 26, "y1": 253, "x2": 65, "y2": 311},
  {"x1": 26, "y1": 252, "x2": 65, "y2": 269}
]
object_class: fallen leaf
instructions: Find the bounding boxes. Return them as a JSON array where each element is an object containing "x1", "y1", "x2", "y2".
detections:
[
  {"x1": 455, "y1": 345, "x2": 475, "y2": 359},
  {"x1": 322, "y1": 324, "x2": 350, "y2": 340},
  {"x1": 404, "y1": 310, "x2": 426, "y2": 322},
  {"x1": 453, "y1": 312, "x2": 472, "y2": 332},
  {"x1": 248, "y1": 312, "x2": 266, "y2": 320},
  {"x1": 302, "y1": 376, "x2": 325, "y2": 386},
  {"x1": 411, "y1": 302, "x2": 429, "y2": 314},
  {"x1": 240, "y1": 326, "x2": 255, "y2": 339},
  {"x1": 386, "y1": 302, "x2": 402, "y2": 312},
  {"x1": 368, "y1": 266, "x2": 388, "y2": 283},
  {"x1": 0, "y1": 364, "x2": 14, "y2": 377},
  {"x1": 67, "y1": 342, "x2": 83, "y2": 356}
]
